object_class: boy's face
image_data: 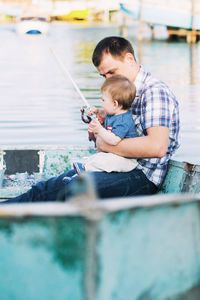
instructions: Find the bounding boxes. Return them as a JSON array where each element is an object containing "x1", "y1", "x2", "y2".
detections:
[
  {"x1": 100, "y1": 91, "x2": 116, "y2": 115},
  {"x1": 97, "y1": 52, "x2": 137, "y2": 82}
]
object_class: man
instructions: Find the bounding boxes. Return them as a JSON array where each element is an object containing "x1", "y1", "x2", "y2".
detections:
[{"x1": 6, "y1": 36, "x2": 180, "y2": 203}]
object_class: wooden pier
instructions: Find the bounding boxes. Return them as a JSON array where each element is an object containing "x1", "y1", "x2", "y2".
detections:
[{"x1": 167, "y1": 28, "x2": 200, "y2": 43}]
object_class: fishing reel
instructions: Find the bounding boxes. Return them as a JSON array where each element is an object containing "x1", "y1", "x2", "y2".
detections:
[
  {"x1": 81, "y1": 106, "x2": 96, "y2": 142},
  {"x1": 81, "y1": 106, "x2": 93, "y2": 124},
  {"x1": 80, "y1": 106, "x2": 105, "y2": 143},
  {"x1": 81, "y1": 106, "x2": 105, "y2": 124}
]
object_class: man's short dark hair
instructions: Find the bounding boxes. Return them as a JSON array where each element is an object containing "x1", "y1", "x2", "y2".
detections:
[{"x1": 92, "y1": 36, "x2": 136, "y2": 67}]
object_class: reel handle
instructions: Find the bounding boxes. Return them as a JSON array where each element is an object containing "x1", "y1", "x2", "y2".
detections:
[{"x1": 81, "y1": 107, "x2": 92, "y2": 124}]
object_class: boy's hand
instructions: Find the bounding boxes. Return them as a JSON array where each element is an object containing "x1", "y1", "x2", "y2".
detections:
[
  {"x1": 88, "y1": 106, "x2": 99, "y2": 116},
  {"x1": 88, "y1": 107, "x2": 105, "y2": 125},
  {"x1": 88, "y1": 119, "x2": 102, "y2": 134}
]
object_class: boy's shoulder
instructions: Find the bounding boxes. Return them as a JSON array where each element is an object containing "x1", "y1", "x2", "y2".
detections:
[{"x1": 107, "y1": 111, "x2": 133, "y2": 126}]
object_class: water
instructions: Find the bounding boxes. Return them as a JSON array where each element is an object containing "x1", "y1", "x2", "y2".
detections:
[{"x1": 0, "y1": 22, "x2": 200, "y2": 164}]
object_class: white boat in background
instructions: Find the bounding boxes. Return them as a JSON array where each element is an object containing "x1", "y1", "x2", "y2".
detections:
[
  {"x1": 16, "y1": 16, "x2": 50, "y2": 35},
  {"x1": 120, "y1": 0, "x2": 200, "y2": 30}
]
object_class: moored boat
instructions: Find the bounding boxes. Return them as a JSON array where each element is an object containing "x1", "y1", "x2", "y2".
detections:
[
  {"x1": 54, "y1": 9, "x2": 90, "y2": 21},
  {"x1": 120, "y1": 0, "x2": 200, "y2": 30},
  {"x1": 16, "y1": 15, "x2": 50, "y2": 35},
  {"x1": 51, "y1": 0, "x2": 90, "y2": 21}
]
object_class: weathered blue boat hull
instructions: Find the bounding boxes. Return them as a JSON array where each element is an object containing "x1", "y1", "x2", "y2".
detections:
[
  {"x1": 1, "y1": 148, "x2": 200, "y2": 198},
  {"x1": 1, "y1": 194, "x2": 200, "y2": 300},
  {"x1": 1, "y1": 147, "x2": 200, "y2": 299}
]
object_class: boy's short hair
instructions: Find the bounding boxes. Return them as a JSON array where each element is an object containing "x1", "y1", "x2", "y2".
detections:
[
  {"x1": 92, "y1": 36, "x2": 136, "y2": 67},
  {"x1": 101, "y1": 75, "x2": 136, "y2": 110}
]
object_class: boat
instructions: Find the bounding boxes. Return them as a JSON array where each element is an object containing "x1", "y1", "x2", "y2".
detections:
[
  {"x1": 51, "y1": 1, "x2": 90, "y2": 21},
  {"x1": 16, "y1": 15, "x2": 50, "y2": 35},
  {"x1": 0, "y1": 147, "x2": 199, "y2": 199},
  {"x1": 120, "y1": 0, "x2": 200, "y2": 30},
  {"x1": 54, "y1": 9, "x2": 90, "y2": 21},
  {"x1": 1, "y1": 147, "x2": 200, "y2": 299}
]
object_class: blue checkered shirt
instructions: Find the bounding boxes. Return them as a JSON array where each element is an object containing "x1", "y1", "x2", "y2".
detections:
[{"x1": 132, "y1": 66, "x2": 180, "y2": 186}]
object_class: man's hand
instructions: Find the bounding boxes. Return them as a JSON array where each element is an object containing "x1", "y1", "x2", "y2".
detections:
[{"x1": 95, "y1": 136, "x2": 108, "y2": 151}]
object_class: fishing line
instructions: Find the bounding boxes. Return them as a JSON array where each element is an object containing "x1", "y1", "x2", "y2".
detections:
[{"x1": 49, "y1": 46, "x2": 90, "y2": 108}]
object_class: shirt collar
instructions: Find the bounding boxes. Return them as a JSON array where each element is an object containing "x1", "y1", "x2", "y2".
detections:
[{"x1": 134, "y1": 65, "x2": 148, "y2": 96}]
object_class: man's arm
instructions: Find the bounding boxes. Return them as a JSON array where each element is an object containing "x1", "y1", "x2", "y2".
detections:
[{"x1": 96, "y1": 126, "x2": 169, "y2": 158}]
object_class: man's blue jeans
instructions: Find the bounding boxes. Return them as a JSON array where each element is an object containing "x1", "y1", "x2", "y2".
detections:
[{"x1": 7, "y1": 169, "x2": 158, "y2": 203}]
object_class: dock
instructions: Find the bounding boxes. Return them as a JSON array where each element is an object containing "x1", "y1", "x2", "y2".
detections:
[{"x1": 167, "y1": 28, "x2": 200, "y2": 43}]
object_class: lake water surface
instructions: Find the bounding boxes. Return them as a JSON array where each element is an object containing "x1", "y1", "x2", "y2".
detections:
[{"x1": 0, "y1": 22, "x2": 200, "y2": 164}]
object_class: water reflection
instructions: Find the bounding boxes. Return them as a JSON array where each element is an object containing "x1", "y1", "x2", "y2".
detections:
[
  {"x1": 0, "y1": 23, "x2": 200, "y2": 163},
  {"x1": 189, "y1": 44, "x2": 200, "y2": 85}
]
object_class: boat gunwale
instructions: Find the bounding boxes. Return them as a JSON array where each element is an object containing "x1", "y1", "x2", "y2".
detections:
[{"x1": 0, "y1": 192, "x2": 200, "y2": 219}]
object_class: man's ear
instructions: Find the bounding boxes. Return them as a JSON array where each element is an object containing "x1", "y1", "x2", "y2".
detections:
[{"x1": 124, "y1": 52, "x2": 135, "y2": 63}]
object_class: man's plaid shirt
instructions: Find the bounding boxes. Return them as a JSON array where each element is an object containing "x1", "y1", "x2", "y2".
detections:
[{"x1": 132, "y1": 66, "x2": 180, "y2": 187}]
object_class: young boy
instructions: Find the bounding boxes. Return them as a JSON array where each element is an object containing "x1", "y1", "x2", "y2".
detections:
[{"x1": 73, "y1": 74, "x2": 138, "y2": 174}]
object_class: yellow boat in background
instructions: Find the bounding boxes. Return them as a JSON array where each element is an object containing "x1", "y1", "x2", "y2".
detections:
[
  {"x1": 51, "y1": 1, "x2": 91, "y2": 21},
  {"x1": 54, "y1": 8, "x2": 90, "y2": 21}
]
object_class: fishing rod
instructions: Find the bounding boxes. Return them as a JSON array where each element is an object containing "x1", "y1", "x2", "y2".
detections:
[{"x1": 50, "y1": 47, "x2": 92, "y2": 124}]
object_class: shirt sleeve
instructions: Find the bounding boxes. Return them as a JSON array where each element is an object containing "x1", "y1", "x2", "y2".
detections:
[
  {"x1": 111, "y1": 123, "x2": 130, "y2": 139},
  {"x1": 141, "y1": 85, "x2": 172, "y2": 130}
]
